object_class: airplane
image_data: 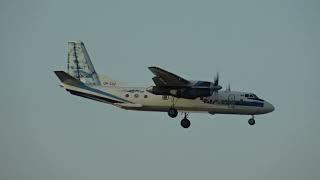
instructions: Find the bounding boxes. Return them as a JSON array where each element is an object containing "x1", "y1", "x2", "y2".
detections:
[{"x1": 54, "y1": 41, "x2": 275, "y2": 128}]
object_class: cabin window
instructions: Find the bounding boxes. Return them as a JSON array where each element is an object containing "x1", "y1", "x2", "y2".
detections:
[
  {"x1": 125, "y1": 94, "x2": 129, "y2": 98},
  {"x1": 134, "y1": 94, "x2": 139, "y2": 98},
  {"x1": 144, "y1": 95, "x2": 148, "y2": 98},
  {"x1": 245, "y1": 94, "x2": 248, "y2": 97},
  {"x1": 162, "y1": 95, "x2": 169, "y2": 100}
]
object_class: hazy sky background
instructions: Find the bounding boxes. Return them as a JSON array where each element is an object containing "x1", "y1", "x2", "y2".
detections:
[{"x1": 1, "y1": 0, "x2": 319, "y2": 179}]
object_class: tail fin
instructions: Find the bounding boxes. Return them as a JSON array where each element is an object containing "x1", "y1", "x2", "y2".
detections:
[{"x1": 67, "y1": 41, "x2": 101, "y2": 86}]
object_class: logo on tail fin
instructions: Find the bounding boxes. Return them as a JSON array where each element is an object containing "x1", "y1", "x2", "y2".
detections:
[{"x1": 67, "y1": 41, "x2": 101, "y2": 86}]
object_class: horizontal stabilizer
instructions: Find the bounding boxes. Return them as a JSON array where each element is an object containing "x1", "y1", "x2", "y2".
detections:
[{"x1": 54, "y1": 71, "x2": 84, "y2": 87}]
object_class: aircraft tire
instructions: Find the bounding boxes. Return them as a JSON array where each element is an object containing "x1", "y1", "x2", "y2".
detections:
[
  {"x1": 181, "y1": 118, "x2": 191, "y2": 128},
  {"x1": 168, "y1": 108, "x2": 178, "y2": 118},
  {"x1": 248, "y1": 118, "x2": 255, "y2": 126}
]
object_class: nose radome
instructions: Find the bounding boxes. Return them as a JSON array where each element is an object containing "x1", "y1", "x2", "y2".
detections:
[{"x1": 266, "y1": 102, "x2": 275, "y2": 113}]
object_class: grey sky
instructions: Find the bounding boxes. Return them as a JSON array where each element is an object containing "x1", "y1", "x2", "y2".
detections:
[{"x1": 1, "y1": 0, "x2": 319, "y2": 179}]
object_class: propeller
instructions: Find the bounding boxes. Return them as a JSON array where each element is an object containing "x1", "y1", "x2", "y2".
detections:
[
  {"x1": 213, "y1": 72, "x2": 219, "y2": 86},
  {"x1": 212, "y1": 72, "x2": 222, "y2": 94},
  {"x1": 226, "y1": 84, "x2": 231, "y2": 92}
]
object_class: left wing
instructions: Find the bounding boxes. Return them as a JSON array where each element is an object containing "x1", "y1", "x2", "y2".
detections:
[{"x1": 148, "y1": 66, "x2": 191, "y2": 87}]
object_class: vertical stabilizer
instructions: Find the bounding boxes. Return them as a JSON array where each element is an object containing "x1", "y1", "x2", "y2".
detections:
[{"x1": 67, "y1": 41, "x2": 101, "y2": 86}]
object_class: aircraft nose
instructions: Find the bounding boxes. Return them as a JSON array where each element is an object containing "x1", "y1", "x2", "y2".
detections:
[{"x1": 265, "y1": 102, "x2": 275, "y2": 113}]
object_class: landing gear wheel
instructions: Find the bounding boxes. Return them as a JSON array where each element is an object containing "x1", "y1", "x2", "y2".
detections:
[
  {"x1": 248, "y1": 118, "x2": 255, "y2": 126},
  {"x1": 168, "y1": 107, "x2": 178, "y2": 118},
  {"x1": 180, "y1": 118, "x2": 191, "y2": 128}
]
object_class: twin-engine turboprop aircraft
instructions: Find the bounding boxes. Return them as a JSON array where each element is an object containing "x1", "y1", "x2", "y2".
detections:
[{"x1": 54, "y1": 41, "x2": 274, "y2": 128}]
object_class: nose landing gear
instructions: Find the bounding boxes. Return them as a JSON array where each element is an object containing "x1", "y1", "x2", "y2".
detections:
[{"x1": 248, "y1": 115, "x2": 255, "y2": 126}]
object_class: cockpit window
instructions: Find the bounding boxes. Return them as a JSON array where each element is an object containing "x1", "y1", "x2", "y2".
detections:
[
  {"x1": 246, "y1": 93, "x2": 264, "y2": 101},
  {"x1": 252, "y1": 94, "x2": 258, "y2": 98},
  {"x1": 246, "y1": 94, "x2": 258, "y2": 98}
]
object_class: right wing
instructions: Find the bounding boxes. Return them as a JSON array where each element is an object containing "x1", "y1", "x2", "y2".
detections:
[{"x1": 148, "y1": 66, "x2": 191, "y2": 87}]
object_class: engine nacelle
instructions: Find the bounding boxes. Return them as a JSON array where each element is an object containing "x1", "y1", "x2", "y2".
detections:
[{"x1": 177, "y1": 88, "x2": 212, "y2": 99}]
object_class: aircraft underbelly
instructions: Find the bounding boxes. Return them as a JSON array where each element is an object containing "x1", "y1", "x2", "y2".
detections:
[{"x1": 131, "y1": 102, "x2": 259, "y2": 115}]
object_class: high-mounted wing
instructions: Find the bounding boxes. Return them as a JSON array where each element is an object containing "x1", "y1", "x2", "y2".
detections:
[
  {"x1": 148, "y1": 66, "x2": 191, "y2": 87},
  {"x1": 147, "y1": 67, "x2": 217, "y2": 99}
]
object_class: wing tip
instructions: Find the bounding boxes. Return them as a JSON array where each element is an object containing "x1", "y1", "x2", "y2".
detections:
[
  {"x1": 148, "y1": 66, "x2": 158, "y2": 69},
  {"x1": 68, "y1": 40, "x2": 84, "y2": 44},
  {"x1": 148, "y1": 66, "x2": 165, "y2": 72}
]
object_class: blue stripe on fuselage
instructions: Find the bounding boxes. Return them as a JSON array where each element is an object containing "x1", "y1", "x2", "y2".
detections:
[
  {"x1": 202, "y1": 99, "x2": 264, "y2": 107},
  {"x1": 76, "y1": 84, "x2": 131, "y2": 103},
  {"x1": 235, "y1": 100, "x2": 264, "y2": 107}
]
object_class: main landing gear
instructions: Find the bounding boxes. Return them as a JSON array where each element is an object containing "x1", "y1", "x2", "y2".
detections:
[
  {"x1": 168, "y1": 97, "x2": 179, "y2": 118},
  {"x1": 248, "y1": 115, "x2": 255, "y2": 126},
  {"x1": 168, "y1": 107, "x2": 178, "y2": 118},
  {"x1": 167, "y1": 107, "x2": 191, "y2": 128},
  {"x1": 167, "y1": 97, "x2": 190, "y2": 128},
  {"x1": 180, "y1": 113, "x2": 191, "y2": 128}
]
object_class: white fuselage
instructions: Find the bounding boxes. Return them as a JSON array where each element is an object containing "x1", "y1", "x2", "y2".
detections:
[{"x1": 64, "y1": 83, "x2": 274, "y2": 116}]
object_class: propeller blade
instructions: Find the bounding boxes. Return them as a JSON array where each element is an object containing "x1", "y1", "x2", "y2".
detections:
[
  {"x1": 226, "y1": 84, "x2": 231, "y2": 91},
  {"x1": 214, "y1": 72, "x2": 219, "y2": 86},
  {"x1": 211, "y1": 72, "x2": 222, "y2": 94}
]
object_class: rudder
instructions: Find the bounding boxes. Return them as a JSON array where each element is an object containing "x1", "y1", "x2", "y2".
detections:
[{"x1": 67, "y1": 41, "x2": 101, "y2": 86}]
